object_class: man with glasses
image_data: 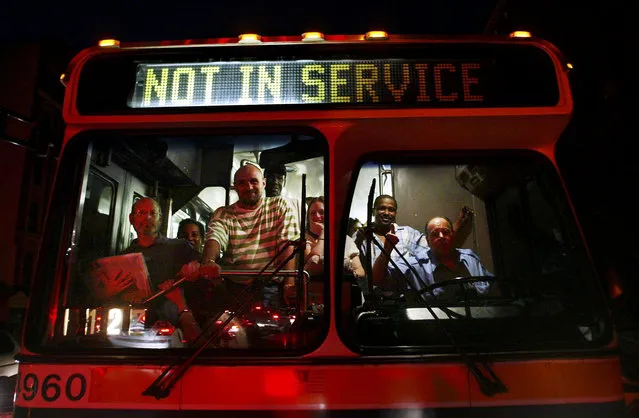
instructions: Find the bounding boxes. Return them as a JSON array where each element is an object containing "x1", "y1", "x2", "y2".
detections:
[
  {"x1": 123, "y1": 198, "x2": 201, "y2": 290},
  {"x1": 120, "y1": 198, "x2": 201, "y2": 337}
]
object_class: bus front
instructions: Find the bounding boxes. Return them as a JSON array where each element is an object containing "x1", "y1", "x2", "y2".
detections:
[{"x1": 14, "y1": 33, "x2": 624, "y2": 417}]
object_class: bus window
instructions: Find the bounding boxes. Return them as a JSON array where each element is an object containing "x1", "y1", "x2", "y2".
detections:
[
  {"x1": 340, "y1": 152, "x2": 611, "y2": 353},
  {"x1": 172, "y1": 188, "x2": 223, "y2": 230},
  {"x1": 126, "y1": 193, "x2": 145, "y2": 245},
  {"x1": 171, "y1": 189, "x2": 220, "y2": 251},
  {"x1": 76, "y1": 170, "x2": 115, "y2": 263},
  {"x1": 37, "y1": 131, "x2": 327, "y2": 354}
]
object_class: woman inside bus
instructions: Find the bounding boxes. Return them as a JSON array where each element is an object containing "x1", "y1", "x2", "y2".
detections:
[
  {"x1": 304, "y1": 196, "x2": 366, "y2": 279},
  {"x1": 177, "y1": 218, "x2": 205, "y2": 254}
]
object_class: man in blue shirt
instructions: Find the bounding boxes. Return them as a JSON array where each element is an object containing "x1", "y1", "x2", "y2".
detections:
[
  {"x1": 375, "y1": 216, "x2": 491, "y2": 302},
  {"x1": 357, "y1": 195, "x2": 423, "y2": 266},
  {"x1": 356, "y1": 195, "x2": 423, "y2": 294}
]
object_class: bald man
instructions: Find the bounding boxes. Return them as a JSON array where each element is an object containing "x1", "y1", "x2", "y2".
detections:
[
  {"x1": 201, "y1": 163, "x2": 300, "y2": 308},
  {"x1": 373, "y1": 216, "x2": 491, "y2": 302}
]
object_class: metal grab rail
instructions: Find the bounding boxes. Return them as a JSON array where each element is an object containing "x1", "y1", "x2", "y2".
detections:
[{"x1": 141, "y1": 269, "x2": 306, "y2": 306}]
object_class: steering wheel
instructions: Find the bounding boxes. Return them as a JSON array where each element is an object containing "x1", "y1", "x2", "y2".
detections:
[
  {"x1": 419, "y1": 276, "x2": 497, "y2": 296},
  {"x1": 417, "y1": 276, "x2": 498, "y2": 318}
]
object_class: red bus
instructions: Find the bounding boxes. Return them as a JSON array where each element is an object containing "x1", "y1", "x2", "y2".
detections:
[{"x1": 12, "y1": 31, "x2": 625, "y2": 417}]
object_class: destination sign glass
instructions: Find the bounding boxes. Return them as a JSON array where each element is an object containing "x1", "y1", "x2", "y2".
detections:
[
  {"x1": 130, "y1": 60, "x2": 491, "y2": 108},
  {"x1": 75, "y1": 44, "x2": 561, "y2": 113}
]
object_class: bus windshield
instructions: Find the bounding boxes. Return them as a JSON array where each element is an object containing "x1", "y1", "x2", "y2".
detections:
[
  {"x1": 339, "y1": 152, "x2": 611, "y2": 353},
  {"x1": 28, "y1": 130, "x2": 327, "y2": 354}
]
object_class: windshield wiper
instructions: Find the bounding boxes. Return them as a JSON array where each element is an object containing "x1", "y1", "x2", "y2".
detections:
[
  {"x1": 143, "y1": 175, "x2": 309, "y2": 399},
  {"x1": 362, "y1": 181, "x2": 507, "y2": 397}
]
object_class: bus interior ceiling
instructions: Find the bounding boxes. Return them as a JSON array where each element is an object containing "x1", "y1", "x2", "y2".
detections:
[{"x1": 81, "y1": 131, "x2": 326, "y2": 259}]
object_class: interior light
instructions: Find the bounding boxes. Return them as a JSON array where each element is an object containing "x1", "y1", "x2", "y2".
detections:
[
  {"x1": 365, "y1": 31, "x2": 389, "y2": 40},
  {"x1": 238, "y1": 33, "x2": 262, "y2": 44},
  {"x1": 509, "y1": 31, "x2": 532, "y2": 38},
  {"x1": 302, "y1": 32, "x2": 325, "y2": 42},
  {"x1": 98, "y1": 39, "x2": 120, "y2": 48}
]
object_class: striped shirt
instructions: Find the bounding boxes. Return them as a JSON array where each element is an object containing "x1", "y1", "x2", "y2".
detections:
[{"x1": 206, "y1": 197, "x2": 300, "y2": 270}]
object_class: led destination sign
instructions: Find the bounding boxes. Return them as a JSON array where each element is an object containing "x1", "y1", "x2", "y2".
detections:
[
  {"x1": 75, "y1": 45, "x2": 561, "y2": 113},
  {"x1": 130, "y1": 60, "x2": 491, "y2": 108}
]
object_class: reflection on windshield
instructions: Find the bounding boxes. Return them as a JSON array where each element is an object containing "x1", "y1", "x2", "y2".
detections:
[{"x1": 345, "y1": 156, "x2": 610, "y2": 351}]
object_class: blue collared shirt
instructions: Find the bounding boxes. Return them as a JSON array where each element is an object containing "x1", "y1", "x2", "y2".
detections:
[
  {"x1": 392, "y1": 246, "x2": 492, "y2": 300},
  {"x1": 358, "y1": 223, "x2": 424, "y2": 266}
]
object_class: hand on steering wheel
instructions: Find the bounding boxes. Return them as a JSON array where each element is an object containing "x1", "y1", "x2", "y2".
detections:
[{"x1": 419, "y1": 276, "x2": 496, "y2": 297}]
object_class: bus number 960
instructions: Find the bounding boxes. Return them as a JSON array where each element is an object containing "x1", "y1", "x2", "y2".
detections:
[{"x1": 17, "y1": 373, "x2": 87, "y2": 402}]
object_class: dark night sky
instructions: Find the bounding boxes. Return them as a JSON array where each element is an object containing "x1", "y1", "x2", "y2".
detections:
[
  {"x1": 3, "y1": 0, "x2": 497, "y2": 50},
  {"x1": 0, "y1": 0, "x2": 634, "y2": 282},
  {"x1": 1, "y1": 1, "x2": 628, "y2": 70}
]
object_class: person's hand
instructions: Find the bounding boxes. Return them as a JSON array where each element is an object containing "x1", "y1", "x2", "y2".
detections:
[
  {"x1": 458, "y1": 206, "x2": 474, "y2": 225},
  {"x1": 308, "y1": 254, "x2": 322, "y2": 265},
  {"x1": 199, "y1": 261, "x2": 222, "y2": 284},
  {"x1": 309, "y1": 219, "x2": 325, "y2": 239},
  {"x1": 104, "y1": 270, "x2": 134, "y2": 297},
  {"x1": 180, "y1": 260, "x2": 202, "y2": 281},
  {"x1": 385, "y1": 224, "x2": 399, "y2": 248},
  {"x1": 158, "y1": 279, "x2": 187, "y2": 311}
]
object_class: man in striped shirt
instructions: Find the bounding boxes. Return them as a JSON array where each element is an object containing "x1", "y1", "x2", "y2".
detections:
[{"x1": 201, "y1": 163, "x2": 300, "y2": 307}]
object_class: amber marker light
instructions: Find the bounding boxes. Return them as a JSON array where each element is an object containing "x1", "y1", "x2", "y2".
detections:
[
  {"x1": 365, "y1": 31, "x2": 389, "y2": 40},
  {"x1": 98, "y1": 39, "x2": 120, "y2": 47},
  {"x1": 302, "y1": 32, "x2": 325, "y2": 42},
  {"x1": 238, "y1": 33, "x2": 262, "y2": 44},
  {"x1": 509, "y1": 31, "x2": 532, "y2": 38}
]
